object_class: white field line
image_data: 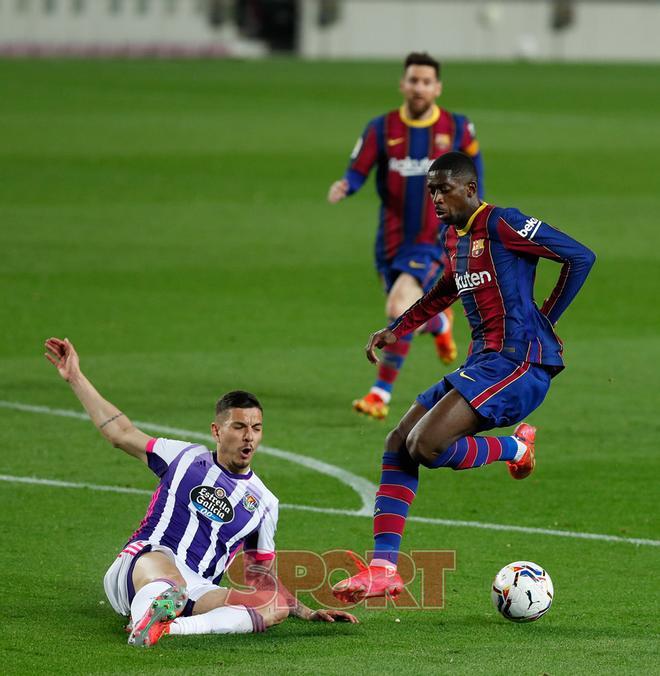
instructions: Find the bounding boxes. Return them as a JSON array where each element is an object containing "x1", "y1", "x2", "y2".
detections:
[
  {"x1": 0, "y1": 400, "x2": 376, "y2": 515},
  {"x1": 1, "y1": 400, "x2": 658, "y2": 548}
]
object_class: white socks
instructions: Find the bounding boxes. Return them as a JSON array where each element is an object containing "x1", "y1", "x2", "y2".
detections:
[
  {"x1": 170, "y1": 605, "x2": 258, "y2": 635},
  {"x1": 512, "y1": 437, "x2": 528, "y2": 462},
  {"x1": 131, "y1": 580, "x2": 264, "y2": 636},
  {"x1": 370, "y1": 558, "x2": 396, "y2": 569},
  {"x1": 130, "y1": 580, "x2": 172, "y2": 625},
  {"x1": 370, "y1": 387, "x2": 392, "y2": 404}
]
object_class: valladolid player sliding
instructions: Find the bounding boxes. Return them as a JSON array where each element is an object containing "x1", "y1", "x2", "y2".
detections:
[
  {"x1": 332, "y1": 152, "x2": 595, "y2": 602},
  {"x1": 328, "y1": 52, "x2": 485, "y2": 420},
  {"x1": 45, "y1": 337, "x2": 357, "y2": 647}
]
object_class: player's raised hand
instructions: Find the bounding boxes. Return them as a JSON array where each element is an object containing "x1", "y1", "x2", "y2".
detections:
[
  {"x1": 44, "y1": 337, "x2": 80, "y2": 382},
  {"x1": 327, "y1": 178, "x2": 349, "y2": 204},
  {"x1": 308, "y1": 608, "x2": 359, "y2": 623},
  {"x1": 365, "y1": 328, "x2": 398, "y2": 364}
]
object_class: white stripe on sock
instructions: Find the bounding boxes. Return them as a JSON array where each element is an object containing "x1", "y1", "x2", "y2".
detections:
[
  {"x1": 370, "y1": 387, "x2": 392, "y2": 404},
  {"x1": 512, "y1": 438, "x2": 527, "y2": 462}
]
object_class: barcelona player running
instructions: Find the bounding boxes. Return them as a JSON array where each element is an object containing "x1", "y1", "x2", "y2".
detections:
[
  {"x1": 328, "y1": 53, "x2": 484, "y2": 420},
  {"x1": 332, "y1": 152, "x2": 595, "y2": 602}
]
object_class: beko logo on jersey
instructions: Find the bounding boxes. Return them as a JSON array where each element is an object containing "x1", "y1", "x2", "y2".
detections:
[
  {"x1": 388, "y1": 157, "x2": 432, "y2": 177},
  {"x1": 517, "y1": 217, "x2": 542, "y2": 240},
  {"x1": 454, "y1": 270, "x2": 493, "y2": 294},
  {"x1": 190, "y1": 485, "x2": 234, "y2": 524}
]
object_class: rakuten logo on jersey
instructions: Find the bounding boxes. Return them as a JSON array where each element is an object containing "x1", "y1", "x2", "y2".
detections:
[
  {"x1": 517, "y1": 217, "x2": 542, "y2": 239},
  {"x1": 454, "y1": 270, "x2": 493, "y2": 294},
  {"x1": 388, "y1": 157, "x2": 432, "y2": 177}
]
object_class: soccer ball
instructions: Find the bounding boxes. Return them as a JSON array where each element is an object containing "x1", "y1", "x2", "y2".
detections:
[{"x1": 491, "y1": 561, "x2": 554, "y2": 622}]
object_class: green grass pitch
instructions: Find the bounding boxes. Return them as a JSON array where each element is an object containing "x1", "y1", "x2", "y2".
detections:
[{"x1": 1, "y1": 58, "x2": 659, "y2": 674}]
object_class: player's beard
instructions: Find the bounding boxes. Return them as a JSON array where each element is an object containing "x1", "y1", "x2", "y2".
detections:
[{"x1": 409, "y1": 96, "x2": 434, "y2": 119}]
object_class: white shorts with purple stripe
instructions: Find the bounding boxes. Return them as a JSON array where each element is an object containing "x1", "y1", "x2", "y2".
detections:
[{"x1": 103, "y1": 540, "x2": 226, "y2": 616}]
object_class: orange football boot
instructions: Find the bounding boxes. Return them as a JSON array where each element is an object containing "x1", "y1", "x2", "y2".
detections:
[
  {"x1": 332, "y1": 552, "x2": 403, "y2": 604},
  {"x1": 352, "y1": 392, "x2": 389, "y2": 420},
  {"x1": 507, "y1": 422, "x2": 537, "y2": 480}
]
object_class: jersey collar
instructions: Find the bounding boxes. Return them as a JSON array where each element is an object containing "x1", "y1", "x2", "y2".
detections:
[
  {"x1": 213, "y1": 453, "x2": 254, "y2": 480},
  {"x1": 399, "y1": 104, "x2": 440, "y2": 128},
  {"x1": 456, "y1": 201, "x2": 489, "y2": 237}
]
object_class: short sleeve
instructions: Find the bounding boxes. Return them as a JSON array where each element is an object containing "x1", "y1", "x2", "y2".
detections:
[
  {"x1": 244, "y1": 501, "x2": 279, "y2": 561},
  {"x1": 145, "y1": 438, "x2": 195, "y2": 478}
]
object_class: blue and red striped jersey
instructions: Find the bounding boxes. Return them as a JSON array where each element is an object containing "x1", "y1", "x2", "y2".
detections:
[
  {"x1": 343, "y1": 105, "x2": 484, "y2": 264},
  {"x1": 390, "y1": 203, "x2": 596, "y2": 371}
]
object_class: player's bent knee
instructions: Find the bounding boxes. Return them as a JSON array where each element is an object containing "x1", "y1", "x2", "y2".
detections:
[
  {"x1": 132, "y1": 551, "x2": 187, "y2": 593},
  {"x1": 134, "y1": 572, "x2": 187, "y2": 597},
  {"x1": 406, "y1": 430, "x2": 440, "y2": 468},
  {"x1": 386, "y1": 300, "x2": 409, "y2": 319},
  {"x1": 385, "y1": 426, "x2": 406, "y2": 451}
]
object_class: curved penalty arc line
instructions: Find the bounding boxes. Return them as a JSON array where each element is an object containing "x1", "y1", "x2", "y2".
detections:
[
  {"x1": 1, "y1": 400, "x2": 658, "y2": 548},
  {"x1": 0, "y1": 399, "x2": 376, "y2": 515}
]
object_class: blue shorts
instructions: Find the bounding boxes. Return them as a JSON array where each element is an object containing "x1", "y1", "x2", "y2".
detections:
[
  {"x1": 378, "y1": 245, "x2": 441, "y2": 294},
  {"x1": 416, "y1": 351, "x2": 552, "y2": 430}
]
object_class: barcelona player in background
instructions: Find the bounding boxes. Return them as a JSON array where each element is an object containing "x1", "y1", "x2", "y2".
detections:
[
  {"x1": 328, "y1": 52, "x2": 484, "y2": 420},
  {"x1": 332, "y1": 152, "x2": 595, "y2": 603}
]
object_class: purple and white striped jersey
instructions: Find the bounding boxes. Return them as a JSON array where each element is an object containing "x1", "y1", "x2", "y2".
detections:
[{"x1": 128, "y1": 438, "x2": 278, "y2": 584}]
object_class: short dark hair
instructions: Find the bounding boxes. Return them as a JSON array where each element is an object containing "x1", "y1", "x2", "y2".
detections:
[
  {"x1": 404, "y1": 52, "x2": 441, "y2": 79},
  {"x1": 215, "y1": 390, "x2": 262, "y2": 418},
  {"x1": 429, "y1": 151, "x2": 477, "y2": 183}
]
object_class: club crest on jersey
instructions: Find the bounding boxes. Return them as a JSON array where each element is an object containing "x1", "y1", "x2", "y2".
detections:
[
  {"x1": 471, "y1": 238, "x2": 485, "y2": 257},
  {"x1": 435, "y1": 133, "x2": 451, "y2": 150},
  {"x1": 242, "y1": 493, "x2": 259, "y2": 513},
  {"x1": 190, "y1": 485, "x2": 234, "y2": 525}
]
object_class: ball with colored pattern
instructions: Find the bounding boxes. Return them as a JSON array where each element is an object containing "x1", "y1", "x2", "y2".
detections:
[{"x1": 491, "y1": 561, "x2": 554, "y2": 622}]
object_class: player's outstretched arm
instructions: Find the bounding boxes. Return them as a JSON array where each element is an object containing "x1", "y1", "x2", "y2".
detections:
[
  {"x1": 44, "y1": 337, "x2": 150, "y2": 463},
  {"x1": 305, "y1": 606, "x2": 359, "y2": 623},
  {"x1": 382, "y1": 273, "x2": 459, "y2": 352},
  {"x1": 244, "y1": 553, "x2": 358, "y2": 624}
]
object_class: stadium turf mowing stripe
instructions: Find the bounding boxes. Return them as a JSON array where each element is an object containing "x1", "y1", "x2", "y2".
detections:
[
  {"x1": 0, "y1": 398, "x2": 377, "y2": 514},
  {"x1": 1, "y1": 59, "x2": 658, "y2": 674},
  {"x1": 2, "y1": 472, "x2": 658, "y2": 548},
  {"x1": 2, "y1": 401, "x2": 658, "y2": 549}
]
